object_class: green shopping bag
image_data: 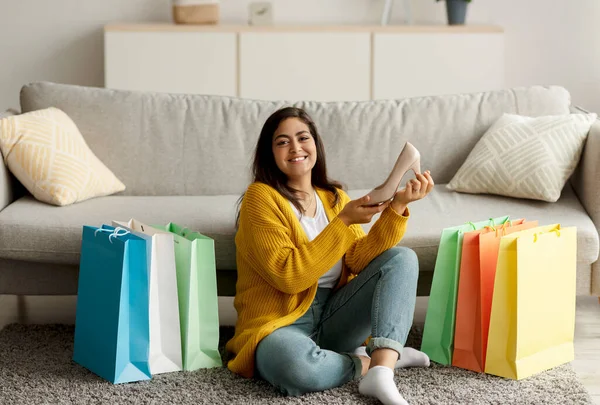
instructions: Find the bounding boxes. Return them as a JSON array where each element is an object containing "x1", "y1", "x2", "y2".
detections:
[
  {"x1": 153, "y1": 222, "x2": 222, "y2": 371},
  {"x1": 421, "y1": 215, "x2": 510, "y2": 365}
]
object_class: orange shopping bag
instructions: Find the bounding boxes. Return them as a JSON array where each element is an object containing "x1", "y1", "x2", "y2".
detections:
[{"x1": 452, "y1": 219, "x2": 538, "y2": 372}]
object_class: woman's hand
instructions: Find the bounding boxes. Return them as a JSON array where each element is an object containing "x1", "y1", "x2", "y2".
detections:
[
  {"x1": 391, "y1": 170, "x2": 434, "y2": 214},
  {"x1": 338, "y1": 195, "x2": 391, "y2": 226}
]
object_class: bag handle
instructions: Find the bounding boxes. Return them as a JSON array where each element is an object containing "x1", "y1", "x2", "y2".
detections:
[
  {"x1": 496, "y1": 219, "x2": 513, "y2": 236},
  {"x1": 467, "y1": 217, "x2": 510, "y2": 233},
  {"x1": 533, "y1": 228, "x2": 561, "y2": 243},
  {"x1": 485, "y1": 217, "x2": 512, "y2": 236},
  {"x1": 94, "y1": 226, "x2": 130, "y2": 243}
]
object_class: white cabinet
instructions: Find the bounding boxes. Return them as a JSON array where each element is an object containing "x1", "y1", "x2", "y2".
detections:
[
  {"x1": 104, "y1": 24, "x2": 504, "y2": 101},
  {"x1": 239, "y1": 32, "x2": 371, "y2": 101},
  {"x1": 373, "y1": 32, "x2": 504, "y2": 99},
  {"x1": 105, "y1": 30, "x2": 236, "y2": 96}
]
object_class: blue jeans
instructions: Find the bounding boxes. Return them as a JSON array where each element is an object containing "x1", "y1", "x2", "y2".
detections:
[{"x1": 255, "y1": 246, "x2": 419, "y2": 396}]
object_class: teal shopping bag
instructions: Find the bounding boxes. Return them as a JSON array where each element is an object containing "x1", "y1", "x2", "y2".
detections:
[
  {"x1": 154, "y1": 222, "x2": 222, "y2": 371},
  {"x1": 73, "y1": 225, "x2": 151, "y2": 384},
  {"x1": 421, "y1": 216, "x2": 510, "y2": 365}
]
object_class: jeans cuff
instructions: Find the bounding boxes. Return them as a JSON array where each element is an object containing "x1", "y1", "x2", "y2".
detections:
[
  {"x1": 345, "y1": 353, "x2": 363, "y2": 380},
  {"x1": 367, "y1": 337, "x2": 404, "y2": 357}
]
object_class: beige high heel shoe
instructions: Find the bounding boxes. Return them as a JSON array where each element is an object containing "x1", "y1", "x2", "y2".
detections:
[{"x1": 364, "y1": 141, "x2": 421, "y2": 206}]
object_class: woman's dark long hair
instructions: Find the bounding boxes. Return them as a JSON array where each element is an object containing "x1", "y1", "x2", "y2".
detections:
[{"x1": 235, "y1": 107, "x2": 344, "y2": 228}]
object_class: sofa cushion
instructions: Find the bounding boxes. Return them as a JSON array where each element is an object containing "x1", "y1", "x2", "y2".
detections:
[
  {"x1": 0, "y1": 194, "x2": 239, "y2": 270},
  {"x1": 348, "y1": 183, "x2": 599, "y2": 294},
  {"x1": 0, "y1": 107, "x2": 126, "y2": 206},
  {"x1": 447, "y1": 113, "x2": 597, "y2": 202},
  {"x1": 0, "y1": 185, "x2": 597, "y2": 288},
  {"x1": 20, "y1": 82, "x2": 572, "y2": 196}
]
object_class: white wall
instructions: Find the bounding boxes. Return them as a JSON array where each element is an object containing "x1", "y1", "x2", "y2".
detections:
[{"x1": 1, "y1": 0, "x2": 599, "y2": 112}]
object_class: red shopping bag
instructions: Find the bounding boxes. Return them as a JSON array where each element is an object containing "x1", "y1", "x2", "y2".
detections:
[{"x1": 452, "y1": 219, "x2": 538, "y2": 372}]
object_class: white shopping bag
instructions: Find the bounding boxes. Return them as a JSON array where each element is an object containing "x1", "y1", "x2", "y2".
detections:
[{"x1": 112, "y1": 219, "x2": 183, "y2": 375}]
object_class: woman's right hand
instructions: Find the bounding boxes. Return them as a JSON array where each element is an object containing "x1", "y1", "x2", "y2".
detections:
[{"x1": 337, "y1": 195, "x2": 390, "y2": 226}]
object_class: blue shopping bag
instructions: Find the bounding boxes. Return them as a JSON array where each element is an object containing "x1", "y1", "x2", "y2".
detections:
[{"x1": 73, "y1": 225, "x2": 152, "y2": 384}]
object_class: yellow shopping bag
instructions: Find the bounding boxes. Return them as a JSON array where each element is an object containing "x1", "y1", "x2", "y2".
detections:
[{"x1": 485, "y1": 224, "x2": 577, "y2": 380}]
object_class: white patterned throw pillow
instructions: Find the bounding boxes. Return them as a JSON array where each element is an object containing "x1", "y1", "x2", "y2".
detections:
[
  {"x1": 447, "y1": 113, "x2": 597, "y2": 202},
  {"x1": 0, "y1": 107, "x2": 125, "y2": 206}
]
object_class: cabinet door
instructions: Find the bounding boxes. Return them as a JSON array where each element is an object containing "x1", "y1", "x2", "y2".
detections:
[
  {"x1": 105, "y1": 31, "x2": 236, "y2": 96},
  {"x1": 373, "y1": 33, "x2": 504, "y2": 99},
  {"x1": 240, "y1": 32, "x2": 370, "y2": 101}
]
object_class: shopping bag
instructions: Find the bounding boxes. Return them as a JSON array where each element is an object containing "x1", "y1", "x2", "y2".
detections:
[
  {"x1": 73, "y1": 225, "x2": 151, "y2": 384},
  {"x1": 452, "y1": 219, "x2": 539, "y2": 372},
  {"x1": 421, "y1": 215, "x2": 510, "y2": 365},
  {"x1": 485, "y1": 224, "x2": 577, "y2": 380},
  {"x1": 153, "y1": 222, "x2": 222, "y2": 371},
  {"x1": 113, "y1": 219, "x2": 183, "y2": 375}
]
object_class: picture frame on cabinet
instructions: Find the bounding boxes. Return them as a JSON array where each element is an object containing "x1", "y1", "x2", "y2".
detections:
[
  {"x1": 381, "y1": 0, "x2": 413, "y2": 26},
  {"x1": 249, "y1": 2, "x2": 273, "y2": 26}
]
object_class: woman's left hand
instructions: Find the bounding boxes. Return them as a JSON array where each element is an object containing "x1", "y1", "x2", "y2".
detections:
[{"x1": 390, "y1": 170, "x2": 434, "y2": 214}]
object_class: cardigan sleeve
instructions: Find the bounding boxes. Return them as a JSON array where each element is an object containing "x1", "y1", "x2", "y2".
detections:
[
  {"x1": 329, "y1": 189, "x2": 410, "y2": 274},
  {"x1": 239, "y1": 183, "x2": 357, "y2": 294},
  {"x1": 343, "y1": 202, "x2": 410, "y2": 274}
]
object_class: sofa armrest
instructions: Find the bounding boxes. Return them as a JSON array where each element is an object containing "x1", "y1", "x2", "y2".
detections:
[
  {"x1": 0, "y1": 160, "x2": 15, "y2": 212},
  {"x1": 0, "y1": 109, "x2": 20, "y2": 212},
  {"x1": 571, "y1": 106, "x2": 600, "y2": 226},
  {"x1": 570, "y1": 106, "x2": 600, "y2": 295}
]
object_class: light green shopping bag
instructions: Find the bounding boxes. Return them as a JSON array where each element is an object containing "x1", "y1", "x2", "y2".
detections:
[
  {"x1": 154, "y1": 222, "x2": 222, "y2": 371},
  {"x1": 421, "y1": 215, "x2": 510, "y2": 365}
]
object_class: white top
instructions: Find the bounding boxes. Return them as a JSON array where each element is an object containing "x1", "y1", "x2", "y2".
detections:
[{"x1": 289, "y1": 191, "x2": 343, "y2": 289}]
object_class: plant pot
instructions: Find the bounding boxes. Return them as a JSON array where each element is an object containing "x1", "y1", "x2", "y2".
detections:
[{"x1": 445, "y1": 0, "x2": 468, "y2": 25}]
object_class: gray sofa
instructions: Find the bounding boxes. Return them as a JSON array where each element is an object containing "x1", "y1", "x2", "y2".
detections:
[{"x1": 1, "y1": 82, "x2": 599, "y2": 305}]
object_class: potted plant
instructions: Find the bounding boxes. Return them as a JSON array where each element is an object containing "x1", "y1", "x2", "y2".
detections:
[{"x1": 437, "y1": 0, "x2": 471, "y2": 25}]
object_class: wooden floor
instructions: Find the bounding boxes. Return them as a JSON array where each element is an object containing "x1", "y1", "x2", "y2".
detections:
[{"x1": 1, "y1": 295, "x2": 599, "y2": 403}]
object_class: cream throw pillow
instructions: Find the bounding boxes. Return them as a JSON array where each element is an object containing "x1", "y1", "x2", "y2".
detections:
[
  {"x1": 447, "y1": 113, "x2": 597, "y2": 202},
  {"x1": 0, "y1": 107, "x2": 125, "y2": 206}
]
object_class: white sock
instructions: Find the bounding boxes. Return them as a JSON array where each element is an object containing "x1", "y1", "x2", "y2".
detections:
[
  {"x1": 358, "y1": 366, "x2": 408, "y2": 405},
  {"x1": 353, "y1": 346, "x2": 430, "y2": 369},
  {"x1": 395, "y1": 347, "x2": 430, "y2": 368}
]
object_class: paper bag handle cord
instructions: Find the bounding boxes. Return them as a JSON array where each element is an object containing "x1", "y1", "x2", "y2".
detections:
[
  {"x1": 533, "y1": 229, "x2": 561, "y2": 242},
  {"x1": 484, "y1": 217, "x2": 511, "y2": 235},
  {"x1": 484, "y1": 225, "x2": 507, "y2": 236},
  {"x1": 488, "y1": 217, "x2": 509, "y2": 227},
  {"x1": 93, "y1": 227, "x2": 130, "y2": 243},
  {"x1": 496, "y1": 220, "x2": 513, "y2": 236}
]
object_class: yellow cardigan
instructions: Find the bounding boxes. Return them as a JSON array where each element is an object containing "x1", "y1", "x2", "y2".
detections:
[{"x1": 225, "y1": 182, "x2": 409, "y2": 378}]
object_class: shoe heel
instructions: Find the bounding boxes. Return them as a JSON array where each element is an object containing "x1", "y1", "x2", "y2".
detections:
[
  {"x1": 363, "y1": 141, "x2": 422, "y2": 206},
  {"x1": 409, "y1": 157, "x2": 421, "y2": 175}
]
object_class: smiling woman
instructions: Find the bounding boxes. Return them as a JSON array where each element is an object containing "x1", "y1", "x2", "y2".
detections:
[
  {"x1": 227, "y1": 106, "x2": 435, "y2": 403},
  {"x1": 272, "y1": 118, "x2": 318, "y2": 215},
  {"x1": 240, "y1": 107, "x2": 344, "y2": 220}
]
